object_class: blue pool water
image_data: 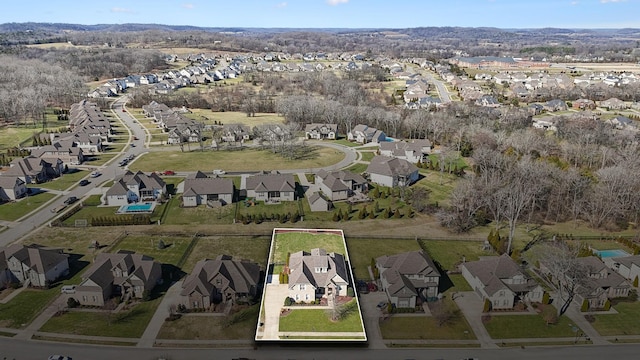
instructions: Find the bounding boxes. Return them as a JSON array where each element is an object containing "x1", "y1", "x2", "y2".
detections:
[
  {"x1": 594, "y1": 249, "x2": 631, "y2": 258},
  {"x1": 117, "y1": 202, "x2": 155, "y2": 213}
]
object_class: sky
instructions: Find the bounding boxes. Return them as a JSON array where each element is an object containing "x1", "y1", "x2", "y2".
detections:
[{"x1": 2, "y1": 0, "x2": 639, "y2": 29}]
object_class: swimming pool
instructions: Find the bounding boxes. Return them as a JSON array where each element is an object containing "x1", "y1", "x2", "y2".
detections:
[
  {"x1": 594, "y1": 249, "x2": 631, "y2": 258},
  {"x1": 117, "y1": 202, "x2": 155, "y2": 214}
]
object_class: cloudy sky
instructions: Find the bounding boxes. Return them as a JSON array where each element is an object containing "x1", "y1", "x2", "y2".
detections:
[{"x1": 2, "y1": 0, "x2": 639, "y2": 29}]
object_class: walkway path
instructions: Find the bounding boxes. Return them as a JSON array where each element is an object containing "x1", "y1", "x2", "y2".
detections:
[
  {"x1": 454, "y1": 291, "x2": 499, "y2": 349},
  {"x1": 137, "y1": 280, "x2": 184, "y2": 348},
  {"x1": 564, "y1": 298, "x2": 609, "y2": 345}
]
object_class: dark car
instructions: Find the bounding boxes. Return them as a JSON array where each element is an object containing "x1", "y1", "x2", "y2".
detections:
[
  {"x1": 79, "y1": 179, "x2": 89, "y2": 186},
  {"x1": 64, "y1": 196, "x2": 78, "y2": 205}
]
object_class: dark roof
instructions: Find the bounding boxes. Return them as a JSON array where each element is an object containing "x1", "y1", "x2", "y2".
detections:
[
  {"x1": 366, "y1": 155, "x2": 419, "y2": 177},
  {"x1": 181, "y1": 255, "x2": 261, "y2": 296},
  {"x1": 246, "y1": 173, "x2": 295, "y2": 193}
]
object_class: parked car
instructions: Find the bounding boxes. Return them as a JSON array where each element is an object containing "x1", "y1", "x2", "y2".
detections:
[
  {"x1": 48, "y1": 355, "x2": 72, "y2": 360},
  {"x1": 213, "y1": 169, "x2": 226, "y2": 175},
  {"x1": 130, "y1": 143, "x2": 136, "y2": 147},
  {"x1": 64, "y1": 196, "x2": 78, "y2": 205},
  {"x1": 133, "y1": 136, "x2": 139, "y2": 140},
  {"x1": 90, "y1": 171, "x2": 101, "y2": 178},
  {"x1": 60, "y1": 285, "x2": 76, "y2": 294},
  {"x1": 122, "y1": 108, "x2": 126, "y2": 112},
  {"x1": 163, "y1": 170, "x2": 175, "y2": 175},
  {"x1": 79, "y1": 179, "x2": 89, "y2": 186}
]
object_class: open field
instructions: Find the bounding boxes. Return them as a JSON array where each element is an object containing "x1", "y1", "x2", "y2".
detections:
[
  {"x1": 419, "y1": 240, "x2": 494, "y2": 270},
  {"x1": 0, "y1": 192, "x2": 56, "y2": 222},
  {"x1": 184, "y1": 110, "x2": 285, "y2": 128},
  {"x1": 129, "y1": 146, "x2": 345, "y2": 172},
  {"x1": 21, "y1": 227, "x2": 127, "y2": 260}
]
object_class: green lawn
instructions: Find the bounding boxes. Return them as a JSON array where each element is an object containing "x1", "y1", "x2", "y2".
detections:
[
  {"x1": 40, "y1": 298, "x2": 161, "y2": 338},
  {"x1": 157, "y1": 305, "x2": 259, "y2": 340},
  {"x1": 0, "y1": 288, "x2": 59, "y2": 328},
  {"x1": 359, "y1": 151, "x2": 376, "y2": 162},
  {"x1": 162, "y1": 200, "x2": 235, "y2": 225},
  {"x1": 279, "y1": 302, "x2": 363, "y2": 332},
  {"x1": 345, "y1": 163, "x2": 368, "y2": 174},
  {"x1": 483, "y1": 310, "x2": 577, "y2": 338},
  {"x1": 129, "y1": 146, "x2": 345, "y2": 172},
  {"x1": 185, "y1": 110, "x2": 285, "y2": 128},
  {"x1": 414, "y1": 171, "x2": 460, "y2": 206},
  {"x1": 31, "y1": 170, "x2": 89, "y2": 191},
  {"x1": 181, "y1": 236, "x2": 270, "y2": 273},
  {"x1": 111, "y1": 235, "x2": 193, "y2": 266},
  {"x1": 380, "y1": 299, "x2": 474, "y2": 340},
  {"x1": 0, "y1": 192, "x2": 56, "y2": 221},
  {"x1": 272, "y1": 231, "x2": 346, "y2": 264},
  {"x1": 0, "y1": 127, "x2": 41, "y2": 150},
  {"x1": 346, "y1": 238, "x2": 422, "y2": 280},
  {"x1": 420, "y1": 240, "x2": 494, "y2": 270},
  {"x1": 591, "y1": 302, "x2": 640, "y2": 335},
  {"x1": 334, "y1": 139, "x2": 361, "y2": 148}
]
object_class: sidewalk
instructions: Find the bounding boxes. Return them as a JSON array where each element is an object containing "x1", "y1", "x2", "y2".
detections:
[
  {"x1": 14, "y1": 294, "x2": 68, "y2": 340},
  {"x1": 453, "y1": 292, "x2": 499, "y2": 349}
]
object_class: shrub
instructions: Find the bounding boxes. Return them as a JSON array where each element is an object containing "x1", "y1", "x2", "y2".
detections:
[
  {"x1": 542, "y1": 292, "x2": 550, "y2": 305},
  {"x1": 581, "y1": 299, "x2": 589, "y2": 312},
  {"x1": 604, "y1": 299, "x2": 611, "y2": 311},
  {"x1": 482, "y1": 298, "x2": 491, "y2": 313},
  {"x1": 67, "y1": 297, "x2": 80, "y2": 308},
  {"x1": 347, "y1": 287, "x2": 355, "y2": 297},
  {"x1": 634, "y1": 275, "x2": 638, "y2": 287},
  {"x1": 284, "y1": 297, "x2": 294, "y2": 306},
  {"x1": 157, "y1": 239, "x2": 166, "y2": 250}
]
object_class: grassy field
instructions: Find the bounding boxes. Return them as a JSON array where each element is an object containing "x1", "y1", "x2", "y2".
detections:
[
  {"x1": 157, "y1": 305, "x2": 259, "y2": 340},
  {"x1": 346, "y1": 238, "x2": 422, "y2": 280},
  {"x1": 129, "y1": 146, "x2": 345, "y2": 172},
  {"x1": 110, "y1": 234, "x2": 193, "y2": 266},
  {"x1": 345, "y1": 163, "x2": 368, "y2": 173},
  {"x1": 185, "y1": 110, "x2": 285, "y2": 128},
  {"x1": 0, "y1": 127, "x2": 40, "y2": 150},
  {"x1": 272, "y1": 231, "x2": 346, "y2": 264},
  {"x1": 61, "y1": 194, "x2": 168, "y2": 226},
  {"x1": 483, "y1": 307, "x2": 577, "y2": 338},
  {"x1": 359, "y1": 151, "x2": 376, "y2": 162},
  {"x1": 40, "y1": 298, "x2": 161, "y2": 338},
  {"x1": 278, "y1": 301, "x2": 363, "y2": 332},
  {"x1": 21, "y1": 227, "x2": 127, "y2": 260},
  {"x1": 0, "y1": 192, "x2": 56, "y2": 221},
  {"x1": 415, "y1": 170, "x2": 461, "y2": 206},
  {"x1": 179, "y1": 235, "x2": 271, "y2": 273},
  {"x1": 591, "y1": 301, "x2": 640, "y2": 335},
  {"x1": 419, "y1": 240, "x2": 494, "y2": 270}
]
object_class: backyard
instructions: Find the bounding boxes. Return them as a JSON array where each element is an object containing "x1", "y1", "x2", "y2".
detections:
[
  {"x1": 176, "y1": 235, "x2": 271, "y2": 273},
  {"x1": 346, "y1": 237, "x2": 422, "y2": 280},
  {"x1": 271, "y1": 231, "x2": 346, "y2": 264}
]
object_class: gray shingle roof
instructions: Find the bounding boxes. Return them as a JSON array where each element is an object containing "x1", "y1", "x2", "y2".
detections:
[
  {"x1": 246, "y1": 173, "x2": 295, "y2": 192},
  {"x1": 366, "y1": 155, "x2": 419, "y2": 177}
]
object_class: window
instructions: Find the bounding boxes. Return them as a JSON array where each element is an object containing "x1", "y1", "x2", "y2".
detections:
[
  {"x1": 82, "y1": 296, "x2": 87, "y2": 302},
  {"x1": 92, "y1": 296, "x2": 97, "y2": 302},
  {"x1": 300, "y1": 284, "x2": 306, "y2": 290},
  {"x1": 295, "y1": 294, "x2": 300, "y2": 301},
  {"x1": 305, "y1": 294, "x2": 309, "y2": 301}
]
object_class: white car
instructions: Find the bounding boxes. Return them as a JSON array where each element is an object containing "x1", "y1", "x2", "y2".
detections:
[
  {"x1": 213, "y1": 169, "x2": 226, "y2": 175},
  {"x1": 90, "y1": 171, "x2": 101, "y2": 178}
]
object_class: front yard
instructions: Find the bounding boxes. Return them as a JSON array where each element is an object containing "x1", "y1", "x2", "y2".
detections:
[
  {"x1": 591, "y1": 301, "x2": 640, "y2": 336},
  {"x1": 40, "y1": 297, "x2": 162, "y2": 338},
  {"x1": 483, "y1": 306, "x2": 578, "y2": 339},
  {"x1": 30, "y1": 169, "x2": 89, "y2": 192},
  {"x1": 0, "y1": 192, "x2": 56, "y2": 221},
  {"x1": 157, "y1": 305, "x2": 259, "y2": 340},
  {"x1": 279, "y1": 302, "x2": 363, "y2": 333}
]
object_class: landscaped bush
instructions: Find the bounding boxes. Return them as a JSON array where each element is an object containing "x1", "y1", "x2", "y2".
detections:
[
  {"x1": 581, "y1": 299, "x2": 589, "y2": 312},
  {"x1": 165, "y1": 313, "x2": 182, "y2": 321},
  {"x1": 483, "y1": 298, "x2": 491, "y2": 313},
  {"x1": 604, "y1": 299, "x2": 611, "y2": 311},
  {"x1": 67, "y1": 297, "x2": 80, "y2": 308},
  {"x1": 284, "y1": 297, "x2": 294, "y2": 306}
]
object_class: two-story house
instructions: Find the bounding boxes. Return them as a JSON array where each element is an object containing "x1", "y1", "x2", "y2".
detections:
[
  {"x1": 288, "y1": 248, "x2": 349, "y2": 304},
  {"x1": 104, "y1": 171, "x2": 167, "y2": 206},
  {"x1": 376, "y1": 250, "x2": 441, "y2": 308}
]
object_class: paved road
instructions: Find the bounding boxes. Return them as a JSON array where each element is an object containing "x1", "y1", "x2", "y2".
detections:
[
  {"x1": 0, "y1": 97, "x2": 148, "y2": 247},
  {"x1": 427, "y1": 73, "x2": 452, "y2": 103}
]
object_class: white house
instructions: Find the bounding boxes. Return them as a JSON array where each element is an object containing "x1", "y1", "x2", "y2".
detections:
[
  {"x1": 288, "y1": 248, "x2": 349, "y2": 303},
  {"x1": 105, "y1": 171, "x2": 167, "y2": 206},
  {"x1": 0, "y1": 176, "x2": 28, "y2": 201},
  {"x1": 348, "y1": 124, "x2": 386, "y2": 144}
]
